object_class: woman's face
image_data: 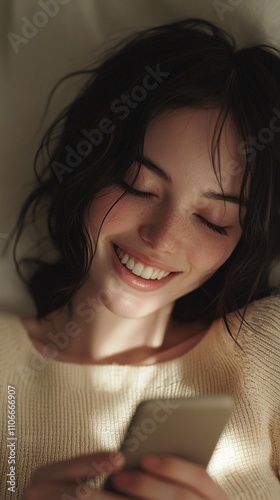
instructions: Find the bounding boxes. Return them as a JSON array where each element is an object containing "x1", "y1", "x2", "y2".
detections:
[{"x1": 86, "y1": 108, "x2": 247, "y2": 319}]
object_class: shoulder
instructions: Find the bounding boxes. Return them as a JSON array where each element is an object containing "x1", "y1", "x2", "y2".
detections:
[
  {"x1": 228, "y1": 293, "x2": 280, "y2": 380},
  {"x1": 223, "y1": 293, "x2": 280, "y2": 368},
  {"x1": 226, "y1": 293, "x2": 280, "y2": 338},
  {"x1": 240, "y1": 293, "x2": 280, "y2": 338}
]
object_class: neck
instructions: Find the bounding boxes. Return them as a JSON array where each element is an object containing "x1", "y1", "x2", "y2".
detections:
[{"x1": 40, "y1": 280, "x2": 178, "y2": 364}]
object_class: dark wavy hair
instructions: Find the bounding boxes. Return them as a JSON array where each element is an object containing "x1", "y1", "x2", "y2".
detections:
[{"x1": 3, "y1": 18, "x2": 280, "y2": 342}]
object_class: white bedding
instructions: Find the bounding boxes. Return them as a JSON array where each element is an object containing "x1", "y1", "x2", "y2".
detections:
[{"x1": 0, "y1": 0, "x2": 279, "y2": 314}]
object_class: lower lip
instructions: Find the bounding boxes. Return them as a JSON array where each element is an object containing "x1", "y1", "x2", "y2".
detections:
[{"x1": 110, "y1": 243, "x2": 179, "y2": 292}]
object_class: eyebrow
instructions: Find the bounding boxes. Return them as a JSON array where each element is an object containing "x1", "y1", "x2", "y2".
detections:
[
  {"x1": 202, "y1": 191, "x2": 248, "y2": 207},
  {"x1": 140, "y1": 156, "x2": 172, "y2": 183},
  {"x1": 140, "y1": 156, "x2": 248, "y2": 207}
]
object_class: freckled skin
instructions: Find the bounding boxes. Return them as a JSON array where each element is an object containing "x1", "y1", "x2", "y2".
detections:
[
  {"x1": 22, "y1": 108, "x2": 247, "y2": 364},
  {"x1": 86, "y1": 108, "x2": 245, "y2": 313}
]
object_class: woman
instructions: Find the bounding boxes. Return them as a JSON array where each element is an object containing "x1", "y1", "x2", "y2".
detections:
[{"x1": 1, "y1": 18, "x2": 280, "y2": 499}]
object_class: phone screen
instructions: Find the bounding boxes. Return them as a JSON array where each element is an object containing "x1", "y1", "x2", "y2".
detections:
[{"x1": 103, "y1": 395, "x2": 233, "y2": 492}]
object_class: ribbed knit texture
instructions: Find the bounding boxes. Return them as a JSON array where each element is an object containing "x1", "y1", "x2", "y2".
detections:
[{"x1": 1, "y1": 295, "x2": 280, "y2": 499}]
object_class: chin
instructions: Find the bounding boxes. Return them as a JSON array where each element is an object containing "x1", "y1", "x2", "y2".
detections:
[{"x1": 104, "y1": 295, "x2": 160, "y2": 319}]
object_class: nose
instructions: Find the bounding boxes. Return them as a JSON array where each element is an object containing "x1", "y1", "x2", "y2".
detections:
[{"x1": 138, "y1": 212, "x2": 179, "y2": 253}]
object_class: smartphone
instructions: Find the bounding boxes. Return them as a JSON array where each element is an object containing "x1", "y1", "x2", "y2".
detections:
[{"x1": 103, "y1": 394, "x2": 234, "y2": 492}]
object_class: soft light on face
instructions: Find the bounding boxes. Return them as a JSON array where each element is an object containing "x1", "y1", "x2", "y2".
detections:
[{"x1": 86, "y1": 108, "x2": 247, "y2": 319}]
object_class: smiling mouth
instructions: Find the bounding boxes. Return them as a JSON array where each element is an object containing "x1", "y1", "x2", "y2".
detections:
[{"x1": 113, "y1": 244, "x2": 173, "y2": 281}]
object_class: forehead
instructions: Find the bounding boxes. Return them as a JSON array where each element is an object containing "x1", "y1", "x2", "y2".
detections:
[{"x1": 143, "y1": 108, "x2": 246, "y2": 193}]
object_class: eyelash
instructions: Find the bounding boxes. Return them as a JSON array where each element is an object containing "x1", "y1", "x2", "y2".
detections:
[
  {"x1": 194, "y1": 215, "x2": 228, "y2": 236},
  {"x1": 118, "y1": 180, "x2": 153, "y2": 199},
  {"x1": 118, "y1": 180, "x2": 229, "y2": 236}
]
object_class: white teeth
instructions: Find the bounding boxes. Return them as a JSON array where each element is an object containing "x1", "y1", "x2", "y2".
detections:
[
  {"x1": 151, "y1": 269, "x2": 160, "y2": 280},
  {"x1": 115, "y1": 246, "x2": 171, "y2": 281},
  {"x1": 121, "y1": 254, "x2": 129, "y2": 265},
  {"x1": 140, "y1": 266, "x2": 154, "y2": 279},
  {"x1": 157, "y1": 270, "x2": 166, "y2": 280},
  {"x1": 126, "y1": 258, "x2": 134, "y2": 270},
  {"x1": 132, "y1": 263, "x2": 144, "y2": 276}
]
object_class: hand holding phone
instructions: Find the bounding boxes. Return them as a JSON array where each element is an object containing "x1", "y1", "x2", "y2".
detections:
[{"x1": 103, "y1": 394, "x2": 233, "y2": 493}]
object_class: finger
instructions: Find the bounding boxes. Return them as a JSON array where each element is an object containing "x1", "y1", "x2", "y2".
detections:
[
  {"x1": 140, "y1": 455, "x2": 226, "y2": 499},
  {"x1": 24, "y1": 479, "x2": 131, "y2": 500},
  {"x1": 30, "y1": 452, "x2": 125, "y2": 484},
  {"x1": 111, "y1": 469, "x2": 205, "y2": 500}
]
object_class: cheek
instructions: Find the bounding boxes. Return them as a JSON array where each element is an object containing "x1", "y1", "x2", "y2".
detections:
[
  {"x1": 189, "y1": 233, "x2": 240, "y2": 274},
  {"x1": 86, "y1": 191, "x2": 136, "y2": 237},
  {"x1": 88, "y1": 191, "x2": 116, "y2": 221}
]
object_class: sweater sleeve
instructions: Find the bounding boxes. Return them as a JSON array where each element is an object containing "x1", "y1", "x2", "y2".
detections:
[{"x1": 237, "y1": 294, "x2": 280, "y2": 480}]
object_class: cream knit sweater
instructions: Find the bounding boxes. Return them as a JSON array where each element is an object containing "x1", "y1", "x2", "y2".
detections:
[{"x1": 1, "y1": 295, "x2": 280, "y2": 500}]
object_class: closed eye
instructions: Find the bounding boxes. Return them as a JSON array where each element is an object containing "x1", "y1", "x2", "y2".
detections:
[
  {"x1": 118, "y1": 180, "x2": 154, "y2": 199},
  {"x1": 194, "y1": 215, "x2": 229, "y2": 236},
  {"x1": 118, "y1": 180, "x2": 229, "y2": 236}
]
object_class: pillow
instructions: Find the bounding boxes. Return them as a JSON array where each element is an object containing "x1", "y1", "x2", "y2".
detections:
[{"x1": 0, "y1": 0, "x2": 279, "y2": 314}]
